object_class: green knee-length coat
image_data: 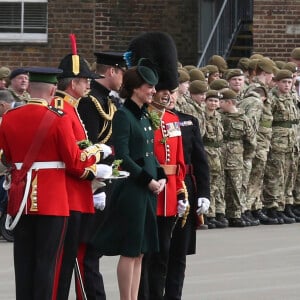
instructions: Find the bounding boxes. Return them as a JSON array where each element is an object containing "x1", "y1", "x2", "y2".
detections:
[{"x1": 92, "y1": 99, "x2": 166, "y2": 257}]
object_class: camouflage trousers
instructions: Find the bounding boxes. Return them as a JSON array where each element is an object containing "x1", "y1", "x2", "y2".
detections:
[
  {"x1": 224, "y1": 169, "x2": 243, "y2": 218},
  {"x1": 246, "y1": 156, "x2": 267, "y2": 211},
  {"x1": 207, "y1": 171, "x2": 225, "y2": 217},
  {"x1": 263, "y1": 151, "x2": 294, "y2": 211},
  {"x1": 240, "y1": 158, "x2": 252, "y2": 213}
]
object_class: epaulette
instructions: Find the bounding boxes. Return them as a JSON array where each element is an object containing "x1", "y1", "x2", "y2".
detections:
[
  {"x1": 53, "y1": 96, "x2": 65, "y2": 110},
  {"x1": 48, "y1": 105, "x2": 65, "y2": 117}
]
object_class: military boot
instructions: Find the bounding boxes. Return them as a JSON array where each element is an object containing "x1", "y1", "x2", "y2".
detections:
[
  {"x1": 266, "y1": 207, "x2": 284, "y2": 224},
  {"x1": 284, "y1": 204, "x2": 300, "y2": 222},
  {"x1": 276, "y1": 211, "x2": 296, "y2": 224},
  {"x1": 241, "y1": 213, "x2": 252, "y2": 226},
  {"x1": 228, "y1": 217, "x2": 246, "y2": 227},
  {"x1": 245, "y1": 210, "x2": 260, "y2": 226},
  {"x1": 252, "y1": 209, "x2": 278, "y2": 225},
  {"x1": 292, "y1": 204, "x2": 300, "y2": 217},
  {"x1": 216, "y1": 213, "x2": 229, "y2": 226},
  {"x1": 204, "y1": 216, "x2": 216, "y2": 229},
  {"x1": 207, "y1": 217, "x2": 228, "y2": 229}
]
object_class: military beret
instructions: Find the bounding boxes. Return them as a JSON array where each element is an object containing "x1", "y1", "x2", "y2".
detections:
[
  {"x1": 275, "y1": 60, "x2": 286, "y2": 70},
  {"x1": 183, "y1": 65, "x2": 196, "y2": 72},
  {"x1": 178, "y1": 68, "x2": 190, "y2": 83},
  {"x1": 257, "y1": 58, "x2": 274, "y2": 74},
  {"x1": 199, "y1": 66, "x2": 209, "y2": 78},
  {"x1": 221, "y1": 89, "x2": 237, "y2": 100},
  {"x1": 248, "y1": 59, "x2": 259, "y2": 71},
  {"x1": 272, "y1": 66, "x2": 280, "y2": 77},
  {"x1": 283, "y1": 62, "x2": 298, "y2": 73},
  {"x1": 205, "y1": 89, "x2": 222, "y2": 100},
  {"x1": 237, "y1": 57, "x2": 250, "y2": 71},
  {"x1": 189, "y1": 80, "x2": 209, "y2": 94},
  {"x1": 208, "y1": 55, "x2": 228, "y2": 73},
  {"x1": 205, "y1": 64, "x2": 219, "y2": 75},
  {"x1": 9, "y1": 68, "x2": 28, "y2": 80},
  {"x1": 291, "y1": 47, "x2": 300, "y2": 60},
  {"x1": 0, "y1": 67, "x2": 11, "y2": 79},
  {"x1": 250, "y1": 53, "x2": 264, "y2": 60},
  {"x1": 209, "y1": 78, "x2": 229, "y2": 90},
  {"x1": 274, "y1": 69, "x2": 293, "y2": 81},
  {"x1": 225, "y1": 68, "x2": 244, "y2": 80},
  {"x1": 189, "y1": 68, "x2": 205, "y2": 82}
]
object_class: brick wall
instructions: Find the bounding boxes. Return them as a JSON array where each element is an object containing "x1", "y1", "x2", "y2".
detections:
[
  {"x1": 0, "y1": 0, "x2": 198, "y2": 69},
  {"x1": 253, "y1": 0, "x2": 300, "y2": 60}
]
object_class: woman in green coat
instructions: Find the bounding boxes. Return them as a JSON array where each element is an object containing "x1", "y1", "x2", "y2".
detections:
[{"x1": 92, "y1": 59, "x2": 167, "y2": 300}]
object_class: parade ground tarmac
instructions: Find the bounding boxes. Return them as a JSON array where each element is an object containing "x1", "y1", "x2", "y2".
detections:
[{"x1": 1, "y1": 223, "x2": 300, "y2": 300}]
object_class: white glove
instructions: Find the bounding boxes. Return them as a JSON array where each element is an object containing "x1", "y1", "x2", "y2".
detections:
[
  {"x1": 93, "y1": 192, "x2": 106, "y2": 210},
  {"x1": 196, "y1": 197, "x2": 210, "y2": 215},
  {"x1": 99, "y1": 144, "x2": 112, "y2": 159},
  {"x1": 96, "y1": 164, "x2": 113, "y2": 179},
  {"x1": 177, "y1": 200, "x2": 189, "y2": 217}
]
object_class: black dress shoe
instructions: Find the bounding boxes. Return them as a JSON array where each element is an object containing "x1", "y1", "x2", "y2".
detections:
[
  {"x1": 207, "y1": 217, "x2": 228, "y2": 228},
  {"x1": 228, "y1": 218, "x2": 246, "y2": 227},
  {"x1": 276, "y1": 211, "x2": 296, "y2": 224},
  {"x1": 252, "y1": 209, "x2": 278, "y2": 225}
]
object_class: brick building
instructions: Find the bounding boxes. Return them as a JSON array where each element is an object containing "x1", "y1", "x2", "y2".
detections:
[{"x1": 0, "y1": 0, "x2": 299, "y2": 69}]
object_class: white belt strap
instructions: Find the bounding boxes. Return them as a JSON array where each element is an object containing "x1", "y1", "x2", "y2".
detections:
[{"x1": 14, "y1": 161, "x2": 65, "y2": 170}]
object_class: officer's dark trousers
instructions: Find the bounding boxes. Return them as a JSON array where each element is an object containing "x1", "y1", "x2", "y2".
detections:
[
  {"x1": 14, "y1": 215, "x2": 67, "y2": 300},
  {"x1": 138, "y1": 216, "x2": 176, "y2": 300}
]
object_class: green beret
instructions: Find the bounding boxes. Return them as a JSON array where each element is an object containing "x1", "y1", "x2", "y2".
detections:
[
  {"x1": 199, "y1": 67, "x2": 209, "y2": 78},
  {"x1": 189, "y1": 80, "x2": 209, "y2": 94},
  {"x1": 274, "y1": 69, "x2": 293, "y2": 81},
  {"x1": 283, "y1": 62, "x2": 298, "y2": 73},
  {"x1": 205, "y1": 64, "x2": 219, "y2": 74},
  {"x1": 291, "y1": 47, "x2": 300, "y2": 60},
  {"x1": 248, "y1": 59, "x2": 259, "y2": 71},
  {"x1": 0, "y1": 67, "x2": 11, "y2": 79},
  {"x1": 237, "y1": 57, "x2": 250, "y2": 71},
  {"x1": 257, "y1": 58, "x2": 274, "y2": 74},
  {"x1": 208, "y1": 55, "x2": 228, "y2": 73},
  {"x1": 189, "y1": 68, "x2": 205, "y2": 82},
  {"x1": 209, "y1": 79, "x2": 229, "y2": 90},
  {"x1": 275, "y1": 60, "x2": 286, "y2": 69},
  {"x1": 221, "y1": 89, "x2": 237, "y2": 100},
  {"x1": 178, "y1": 68, "x2": 190, "y2": 83},
  {"x1": 272, "y1": 66, "x2": 280, "y2": 76},
  {"x1": 205, "y1": 89, "x2": 222, "y2": 100},
  {"x1": 225, "y1": 68, "x2": 244, "y2": 80}
]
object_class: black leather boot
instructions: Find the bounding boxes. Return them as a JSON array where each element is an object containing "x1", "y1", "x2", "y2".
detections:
[
  {"x1": 207, "y1": 217, "x2": 228, "y2": 228},
  {"x1": 228, "y1": 217, "x2": 246, "y2": 227},
  {"x1": 216, "y1": 213, "x2": 229, "y2": 226},
  {"x1": 245, "y1": 210, "x2": 260, "y2": 226},
  {"x1": 284, "y1": 204, "x2": 300, "y2": 222},
  {"x1": 277, "y1": 211, "x2": 296, "y2": 224},
  {"x1": 252, "y1": 209, "x2": 278, "y2": 225},
  {"x1": 267, "y1": 207, "x2": 284, "y2": 224}
]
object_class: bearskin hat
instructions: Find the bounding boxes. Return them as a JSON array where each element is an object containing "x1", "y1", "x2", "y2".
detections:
[{"x1": 125, "y1": 32, "x2": 179, "y2": 92}]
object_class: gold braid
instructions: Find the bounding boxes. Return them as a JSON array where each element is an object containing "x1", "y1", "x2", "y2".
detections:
[{"x1": 89, "y1": 95, "x2": 117, "y2": 144}]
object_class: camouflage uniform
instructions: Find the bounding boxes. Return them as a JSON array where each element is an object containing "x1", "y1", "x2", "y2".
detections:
[
  {"x1": 202, "y1": 109, "x2": 224, "y2": 217},
  {"x1": 221, "y1": 109, "x2": 256, "y2": 218},
  {"x1": 263, "y1": 87, "x2": 298, "y2": 211},
  {"x1": 237, "y1": 88, "x2": 263, "y2": 212}
]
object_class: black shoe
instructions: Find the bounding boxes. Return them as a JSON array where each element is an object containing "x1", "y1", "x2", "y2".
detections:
[
  {"x1": 245, "y1": 210, "x2": 260, "y2": 226},
  {"x1": 228, "y1": 217, "x2": 246, "y2": 227},
  {"x1": 207, "y1": 217, "x2": 228, "y2": 228},
  {"x1": 252, "y1": 209, "x2": 278, "y2": 225},
  {"x1": 266, "y1": 207, "x2": 284, "y2": 224},
  {"x1": 276, "y1": 211, "x2": 296, "y2": 224},
  {"x1": 216, "y1": 213, "x2": 229, "y2": 226},
  {"x1": 285, "y1": 205, "x2": 300, "y2": 222}
]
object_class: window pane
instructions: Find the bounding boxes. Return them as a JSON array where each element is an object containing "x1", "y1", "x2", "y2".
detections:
[
  {"x1": 24, "y1": 3, "x2": 47, "y2": 33},
  {"x1": 0, "y1": 3, "x2": 21, "y2": 33}
]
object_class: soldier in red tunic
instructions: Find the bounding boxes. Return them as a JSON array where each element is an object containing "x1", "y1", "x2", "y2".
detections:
[{"x1": 0, "y1": 67, "x2": 103, "y2": 300}]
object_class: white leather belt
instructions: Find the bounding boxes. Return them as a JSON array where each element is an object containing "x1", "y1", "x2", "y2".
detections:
[{"x1": 15, "y1": 161, "x2": 65, "y2": 170}]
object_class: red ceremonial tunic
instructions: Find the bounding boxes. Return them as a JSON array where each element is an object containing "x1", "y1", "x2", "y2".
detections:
[
  {"x1": 154, "y1": 109, "x2": 186, "y2": 216},
  {"x1": 0, "y1": 99, "x2": 96, "y2": 216},
  {"x1": 53, "y1": 91, "x2": 94, "y2": 213}
]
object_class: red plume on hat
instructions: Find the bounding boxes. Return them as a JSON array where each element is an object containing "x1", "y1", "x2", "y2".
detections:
[
  {"x1": 69, "y1": 33, "x2": 79, "y2": 75},
  {"x1": 126, "y1": 32, "x2": 179, "y2": 91}
]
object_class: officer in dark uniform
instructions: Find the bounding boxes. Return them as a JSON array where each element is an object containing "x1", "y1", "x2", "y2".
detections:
[
  {"x1": 164, "y1": 91, "x2": 210, "y2": 300},
  {"x1": 77, "y1": 51, "x2": 126, "y2": 300}
]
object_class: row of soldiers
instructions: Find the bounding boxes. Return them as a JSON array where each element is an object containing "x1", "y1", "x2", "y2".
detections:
[{"x1": 174, "y1": 48, "x2": 300, "y2": 228}]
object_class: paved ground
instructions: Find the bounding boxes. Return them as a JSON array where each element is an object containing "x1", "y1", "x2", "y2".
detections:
[{"x1": 1, "y1": 223, "x2": 300, "y2": 299}]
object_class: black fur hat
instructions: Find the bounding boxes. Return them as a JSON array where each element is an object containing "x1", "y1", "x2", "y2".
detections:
[{"x1": 125, "y1": 32, "x2": 179, "y2": 91}]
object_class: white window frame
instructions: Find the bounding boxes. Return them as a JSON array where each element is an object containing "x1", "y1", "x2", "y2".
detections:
[{"x1": 0, "y1": 0, "x2": 48, "y2": 43}]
